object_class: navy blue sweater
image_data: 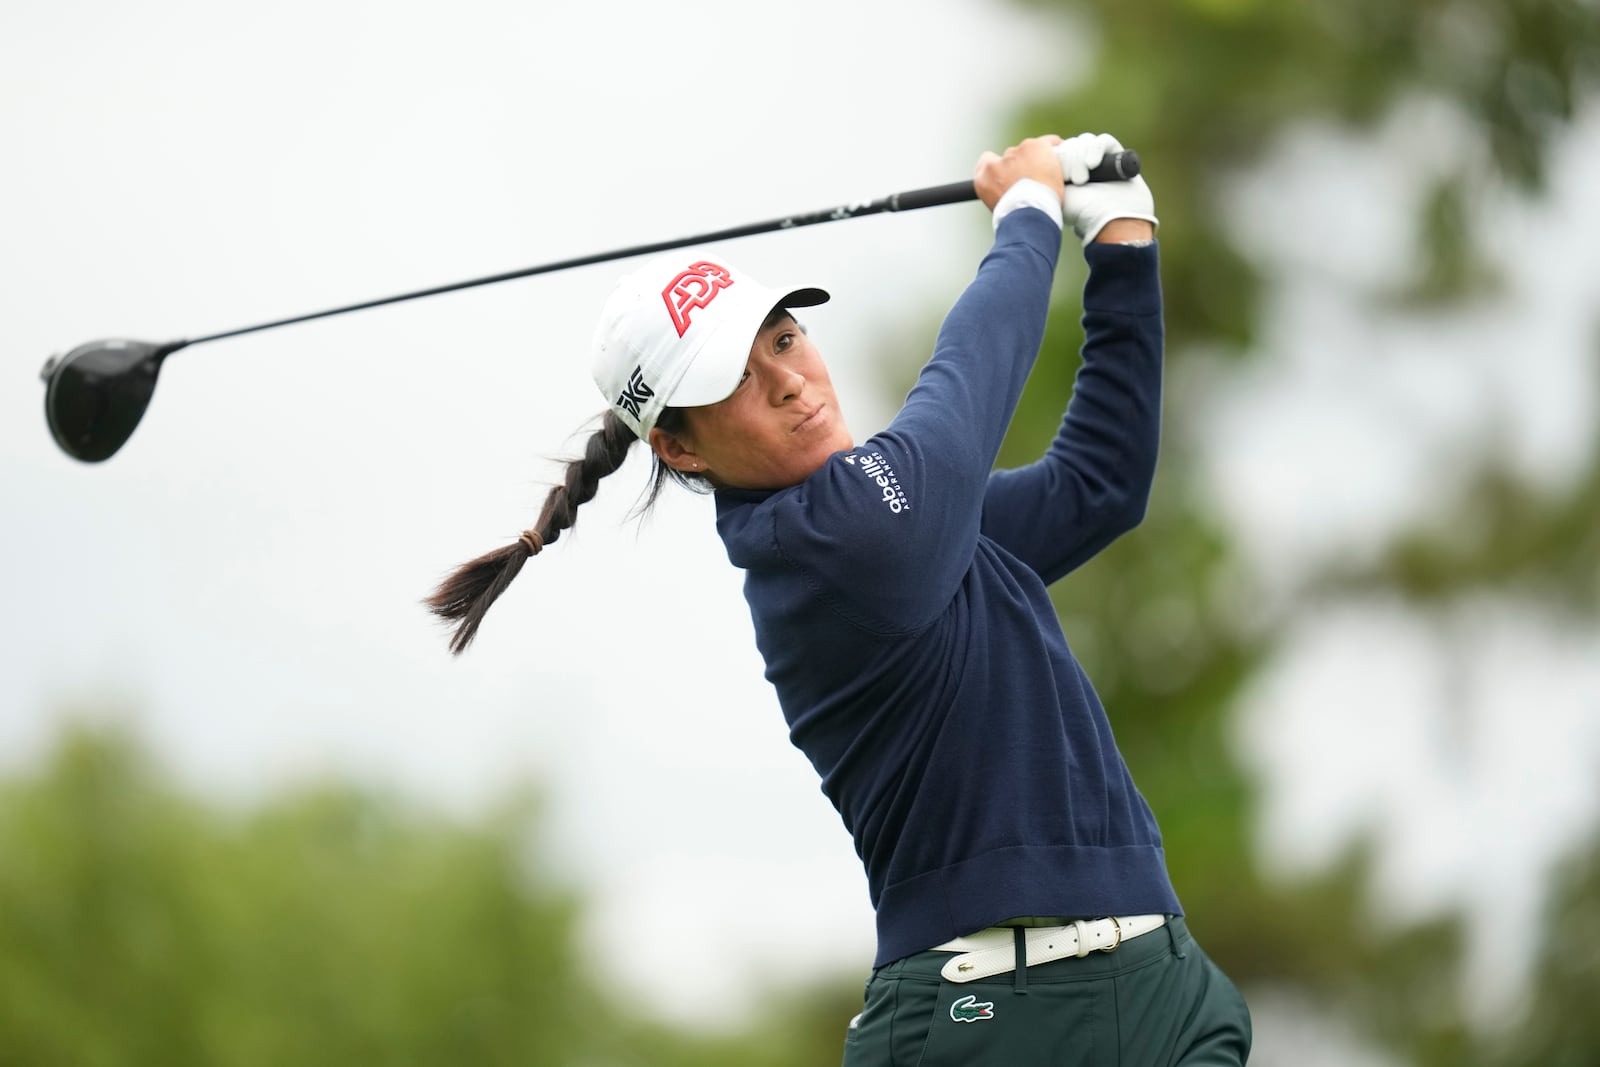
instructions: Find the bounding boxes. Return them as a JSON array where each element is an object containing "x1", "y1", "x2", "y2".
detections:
[{"x1": 714, "y1": 208, "x2": 1181, "y2": 968}]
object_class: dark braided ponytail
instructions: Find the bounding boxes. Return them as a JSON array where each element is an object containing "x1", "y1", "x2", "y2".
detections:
[{"x1": 426, "y1": 406, "x2": 704, "y2": 654}]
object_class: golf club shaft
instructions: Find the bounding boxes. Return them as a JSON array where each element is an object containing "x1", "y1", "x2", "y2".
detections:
[{"x1": 177, "y1": 150, "x2": 1139, "y2": 353}]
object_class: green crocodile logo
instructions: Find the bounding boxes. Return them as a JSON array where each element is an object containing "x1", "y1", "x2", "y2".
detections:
[{"x1": 949, "y1": 994, "x2": 995, "y2": 1023}]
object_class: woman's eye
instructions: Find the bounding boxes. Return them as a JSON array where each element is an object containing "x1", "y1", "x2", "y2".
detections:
[{"x1": 775, "y1": 332, "x2": 795, "y2": 351}]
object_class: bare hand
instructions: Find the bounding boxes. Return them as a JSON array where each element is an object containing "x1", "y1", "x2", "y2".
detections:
[{"x1": 974, "y1": 135, "x2": 1064, "y2": 211}]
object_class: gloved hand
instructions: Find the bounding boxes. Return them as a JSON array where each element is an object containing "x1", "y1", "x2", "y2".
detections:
[{"x1": 1056, "y1": 132, "x2": 1158, "y2": 246}]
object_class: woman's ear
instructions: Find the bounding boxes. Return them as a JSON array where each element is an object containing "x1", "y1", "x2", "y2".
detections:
[{"x1": 648, "y1": 426, "x2": 703, "y2": 474}]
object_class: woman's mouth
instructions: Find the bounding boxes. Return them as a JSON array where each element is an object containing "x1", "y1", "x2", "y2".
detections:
[{"x1": 794, "y1": 404, "x2": 826, "y2": 433}]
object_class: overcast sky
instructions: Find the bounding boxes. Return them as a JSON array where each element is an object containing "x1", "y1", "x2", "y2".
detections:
[{"x1": 4, "y1": 0, "x2": 1597, "y2": 1034}]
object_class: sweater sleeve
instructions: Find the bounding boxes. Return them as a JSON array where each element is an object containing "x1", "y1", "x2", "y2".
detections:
[
  {"x1": 979, "y1": 240, "x2": 1164, "y2": 584},
  {"x1": 763, "y1": 208, "x2": 1063, "y2": 633}
]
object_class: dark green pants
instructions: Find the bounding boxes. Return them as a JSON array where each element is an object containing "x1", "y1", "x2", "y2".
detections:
[{"x1": 840, "y1": 917, "x2": 1250, "y2": 1066}]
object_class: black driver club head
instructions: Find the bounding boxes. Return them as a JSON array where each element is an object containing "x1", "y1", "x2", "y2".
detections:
[{"x1": 41, "y1": 338, "x2": 186, "y2": 463}]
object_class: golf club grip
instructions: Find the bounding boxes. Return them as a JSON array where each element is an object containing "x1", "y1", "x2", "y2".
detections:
[{"x1": 890, "y1": 150, "x2": 1141, "y2": 212}]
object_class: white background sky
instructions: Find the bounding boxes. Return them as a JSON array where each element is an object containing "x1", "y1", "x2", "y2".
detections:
[{"x1": 4, "y1": 0, "x2": 1598, "y2": 1042}]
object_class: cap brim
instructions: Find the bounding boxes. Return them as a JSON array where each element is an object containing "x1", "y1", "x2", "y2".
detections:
[
  {"x1": 668, "y1": 284, "x2": 830, "y2": 408},
  {"x1": 780, "y1": 286, "x2": 829, "y2": 309}
]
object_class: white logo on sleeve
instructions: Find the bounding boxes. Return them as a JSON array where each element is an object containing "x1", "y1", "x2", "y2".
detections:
[{"x1": 847, "y1": 450, "x2": 910, "y2": 514}]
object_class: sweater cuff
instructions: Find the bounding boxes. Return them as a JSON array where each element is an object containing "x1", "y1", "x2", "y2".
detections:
[{"x1": 1082, "y1": 240, "x2": 1162, "y2": 317}]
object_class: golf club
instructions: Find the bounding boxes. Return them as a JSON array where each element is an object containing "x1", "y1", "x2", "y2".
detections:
[{"x1": 40, "y1": 150, "x2": 1139, "y2": 463}]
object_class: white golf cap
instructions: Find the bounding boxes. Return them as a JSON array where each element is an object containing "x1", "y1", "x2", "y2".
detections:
[{"x1": 591, "y1": 253, "x2": 829, "y2": 439}]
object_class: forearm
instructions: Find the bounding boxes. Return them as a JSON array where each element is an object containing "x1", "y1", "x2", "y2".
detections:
[
  {"x1": 1050, "y1": 240, "x2": 1164, "y2": 510},
  {"x1": 980, "y1": 240, "x2": 1164, "y2": 580},
  {"x1": 887, "y1": 209, "x2": 1061, "y2": 478},
  {"x1": 1095, "y1": 218, "x2": 1156, "y2": 244}
]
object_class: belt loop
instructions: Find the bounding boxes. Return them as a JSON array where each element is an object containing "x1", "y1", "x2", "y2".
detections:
[
  {"x1": 1165, "y1": 915, "x2": 1186, "y2": 959},
  {"x1": 1072, "y1": 919, "x2": 1092, "y2": 958},
  {"x1": 1012, "y1": 927, "x2": 1029, "y2": 995}
]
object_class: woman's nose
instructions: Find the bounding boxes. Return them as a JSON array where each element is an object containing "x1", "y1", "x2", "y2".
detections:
[{"x1": 767, "y1": 362, "x2": 805, "y2": 404}]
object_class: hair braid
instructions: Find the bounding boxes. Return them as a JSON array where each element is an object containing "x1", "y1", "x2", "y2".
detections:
[
  {"x1": 426, "y1": 411, "x2": 639, "y2": 655},
  {"x1": 536, "y1": 410, "x2": 635, "y2": 538}
]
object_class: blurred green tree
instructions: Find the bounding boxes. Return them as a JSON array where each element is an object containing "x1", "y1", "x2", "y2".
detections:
[
  {"x1": 977, "y1": 0, "x2": 1600, "y2": 1062},
  {"x1": 0, "y1": 725, "x2": 597, "y2": 1066},
  {"x1": 0, "y1": 726, "x2": 870, "y2": 1067}
]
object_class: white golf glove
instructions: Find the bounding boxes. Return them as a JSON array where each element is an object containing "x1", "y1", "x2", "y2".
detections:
[{"x1": 1056, "y1": 132, "x2": 1158, "y2": 246}]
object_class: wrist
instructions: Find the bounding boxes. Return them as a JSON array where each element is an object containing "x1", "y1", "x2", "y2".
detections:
[
  {"x1": 1094, "y1": 218, "x2": 1156, "y2": 244},
  {"x1": 992, "y1": 178, "x2": 1064, "y2": 232}
]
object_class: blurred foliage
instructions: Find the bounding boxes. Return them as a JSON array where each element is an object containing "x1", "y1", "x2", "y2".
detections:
[
  {"x1": 1012, "y1": 0, "x2": 1600, "y2": 355},
  {"x1": 0, "y1": 727, "x2": 859, "y2": 1067},
  {"x1": 1323, "y1": 448, "x2": 1600, "y2": 611},
  {"x1": 1488, "y1": 829, "x2": 1600, "y2": 1066},
  {"x1": 0, "y1": 727, "x2": 590, "y2": 1066},
  {"x1": 991, "y1": 0, "x2": 1600, "y2": 1063}
]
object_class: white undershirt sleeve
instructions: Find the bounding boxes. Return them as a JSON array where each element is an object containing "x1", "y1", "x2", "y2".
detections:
[{"x1": 991, "y1": 178, "x2": 1064, "y2": 232}]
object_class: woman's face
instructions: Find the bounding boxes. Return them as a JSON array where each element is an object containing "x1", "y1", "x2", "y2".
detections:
[{"x1": 660, "y1": 314, "x2": 854, "y2": 490}]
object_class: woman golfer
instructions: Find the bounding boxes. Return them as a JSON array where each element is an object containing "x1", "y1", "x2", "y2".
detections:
[{"x1": 429, "y1": 132, "x2": 1251, "y2": 1065}]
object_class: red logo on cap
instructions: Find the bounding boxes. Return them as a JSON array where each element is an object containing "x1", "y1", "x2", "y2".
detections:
[{"x1": 662, "y1": 261, "x2": 734, "y2": 337}]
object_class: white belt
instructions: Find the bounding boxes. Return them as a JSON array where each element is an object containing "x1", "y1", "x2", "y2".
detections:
[{"x1": 932, "y1": 915, "x2": 1167, "y2": 983}]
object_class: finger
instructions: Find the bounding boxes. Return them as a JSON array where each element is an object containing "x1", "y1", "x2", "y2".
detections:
[
  {"x1": 1057, "y1": 135, "x2": 1091, "y2": 186},
  {"x1": 1081, "y1": 133, "x2": 1107, "y2": 171}
]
